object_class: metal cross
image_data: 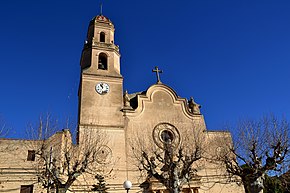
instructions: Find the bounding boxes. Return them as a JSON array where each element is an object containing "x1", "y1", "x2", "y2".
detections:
[{"x1": 152, "y1": 66, "x2": 163, "y2": 83}]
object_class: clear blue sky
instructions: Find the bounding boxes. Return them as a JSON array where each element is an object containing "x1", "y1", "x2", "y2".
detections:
[{"x1": 1, "y1": 0, "x2": 290, "y2": 138}]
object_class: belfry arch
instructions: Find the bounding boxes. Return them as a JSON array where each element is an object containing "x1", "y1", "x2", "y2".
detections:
[
  {"x1": 100, "y1": 32, "x2": 105, "y2": 42},
  {"x1": 98, "y1": 53, "x2": 108, "y2": 70}
]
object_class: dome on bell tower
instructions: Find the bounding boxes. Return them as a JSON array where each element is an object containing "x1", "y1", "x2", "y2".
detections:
[{"x1": 90, "y1": 14, "x2": 114, "y2": 28}]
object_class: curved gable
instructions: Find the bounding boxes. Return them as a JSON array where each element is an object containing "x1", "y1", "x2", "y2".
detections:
[{"x1": 124, "y1": 83, "x2": 200, "y2": 121}]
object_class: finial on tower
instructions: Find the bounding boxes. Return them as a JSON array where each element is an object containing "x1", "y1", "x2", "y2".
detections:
[{"x1": 100, "y1": 2, "x2": 103, "y2": 15}]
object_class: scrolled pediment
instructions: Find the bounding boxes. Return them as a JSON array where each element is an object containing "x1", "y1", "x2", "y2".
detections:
[{"x1": 123, "y1": 84, "x2": 201, "y2": 120}]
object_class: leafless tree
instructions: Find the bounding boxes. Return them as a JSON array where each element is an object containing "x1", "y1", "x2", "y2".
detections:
[
  {"x1": 217, "y1": 115, "x2": 290, "y2": 193},
  {"x1": 27, "y1": 114, "x2": 111, "y2": 193},
  {"x1": 0, "y1": 117, "x2": 11, "y2": 154},
  {"x1": 131, "y1": 123, "x2": 205, "y2": 193},
  {"x1": 0, "y1": 116, "x2": 9, "y2": 138}
]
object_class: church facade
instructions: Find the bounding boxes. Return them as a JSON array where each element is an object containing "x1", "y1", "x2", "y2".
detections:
[
  {"x1": 0, "y1": 13, "x2": 244, "y2": 193},
  {"x1": 78, "y1": 13, "x2": 243, "y2": 193}
]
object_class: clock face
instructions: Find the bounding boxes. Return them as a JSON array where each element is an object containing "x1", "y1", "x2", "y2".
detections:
[{"x1": 96, "y1": 82, "x2": 110, "y2": 95}]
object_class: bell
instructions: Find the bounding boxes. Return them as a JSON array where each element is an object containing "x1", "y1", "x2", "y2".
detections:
[{"x1": 98, "y1": 60, "x2": 105, "y2": 69}]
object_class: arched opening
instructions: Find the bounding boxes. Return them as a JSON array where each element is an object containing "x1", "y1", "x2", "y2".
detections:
[
  {"x1": 100, "y1": 32, "x2": 105, "y2": 42},
  {"x1": 98, "y1": 53, "x2": 108, "y2": 70}
]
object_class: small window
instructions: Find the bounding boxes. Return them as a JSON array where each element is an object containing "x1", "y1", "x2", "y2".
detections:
[
  {"x1": 20, "y1": 185, "x2": 33, "y2": 193},
  {"x1": 100, "y1": 32, "x2": 105, "y2": 42},
  {"x1": 27, "y1": 150, "x2": 35, "y2": 161},
  {"x1": 98, "y1": 53, "x2": 108, "y2": 70}
]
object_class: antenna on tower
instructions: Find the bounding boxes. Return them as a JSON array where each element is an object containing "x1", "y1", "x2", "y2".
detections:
[{"x1": 100, "y1": 2, "x2": 103, "y2": 15}]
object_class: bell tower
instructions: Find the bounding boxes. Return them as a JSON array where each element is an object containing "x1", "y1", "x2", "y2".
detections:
[{"x1": 78, "y1": 14, "x2": 124, "y2": 132}]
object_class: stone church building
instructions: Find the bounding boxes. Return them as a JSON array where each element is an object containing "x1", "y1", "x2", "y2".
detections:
[{"x1": 0, "y1": 13, "x2": 244, "y2": 193}]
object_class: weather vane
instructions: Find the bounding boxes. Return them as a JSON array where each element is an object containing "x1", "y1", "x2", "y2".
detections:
[{"x1": 152, "y1": 66, "x2": 163, "y2": 84}]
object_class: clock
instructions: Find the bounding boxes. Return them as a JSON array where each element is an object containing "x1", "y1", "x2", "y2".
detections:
[{"x1": 95, "y1": 82, "x2": 110, "y2": 95}]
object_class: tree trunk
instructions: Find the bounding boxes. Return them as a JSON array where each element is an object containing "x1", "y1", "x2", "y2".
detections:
[
  {"x1": 173, "y1": 187, "x2": 180, "y2": 193},
  {"x1": 169, "y1": 162, "x2": 181, "y2": 193},
  {"x1": 58, "y1": 187, "x2": 66, "y2": 193},
  {"x1": 168, "y1": 188, "x2": 180, "y2": 193},
  {"x1": 243, "y1": 178, "x2": 264, "y2": 193}
]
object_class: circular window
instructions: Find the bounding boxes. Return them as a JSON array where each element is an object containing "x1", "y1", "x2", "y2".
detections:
[
  {"x1": 160, "y1": 130, "x2": 174, "y2": 144},
  {"x1": 96, "y1": 145, "x2": 112, "y2": 164},
  {"x1": 152, "y1": 123, "x2": 180, "y2": 150}
]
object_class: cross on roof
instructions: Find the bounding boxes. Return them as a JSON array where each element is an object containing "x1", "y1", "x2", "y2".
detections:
[{"x1": 152, "y1": 66, "x2": 163, "y2": 84}]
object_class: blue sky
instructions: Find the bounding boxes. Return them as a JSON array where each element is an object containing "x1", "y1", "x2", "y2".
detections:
[{"x1": 0, "y1": 0, "x2": 290, "y2": 138}]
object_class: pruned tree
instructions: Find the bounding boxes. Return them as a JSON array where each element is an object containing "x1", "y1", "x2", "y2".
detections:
[
  {"x1": 217, "y1": 115, "x2": 290, "y2": 193},
  {"x1": 131, "y1": 123, "x2": 205, "y2": 193},
  {"x1": 27, "y1": 114, "x2": 111, "y2": 193}
]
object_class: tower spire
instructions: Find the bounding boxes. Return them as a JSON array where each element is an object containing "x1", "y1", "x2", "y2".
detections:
[{"x1": 100, "y1": 2, "x2": 103, "y2": 15}]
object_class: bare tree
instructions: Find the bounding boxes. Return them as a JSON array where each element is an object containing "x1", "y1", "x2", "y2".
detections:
[
  {"x1": 27, "y1": 114, "x2": 110, "y2": 193},
  {"x1": 131, "y1": 123, "x2": 205, "y2": 193},
  {"x1": 0, "y1": 116, "x2": 9, "y2": 138},
  {"x1": 0, "y1": 117, "x2": 11, "y2": 154},
  {"x1": 217, "y1": 115, "x2": 290, "y2": 193}
]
